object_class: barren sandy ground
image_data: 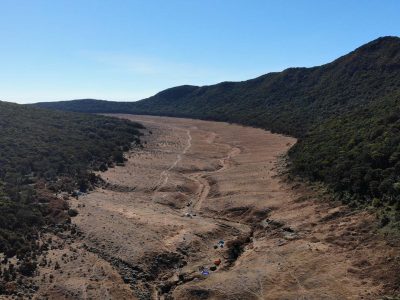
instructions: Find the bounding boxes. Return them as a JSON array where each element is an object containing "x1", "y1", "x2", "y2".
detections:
[{"x1": 32, "y1": 115, "x2": 399, "y2": 300}]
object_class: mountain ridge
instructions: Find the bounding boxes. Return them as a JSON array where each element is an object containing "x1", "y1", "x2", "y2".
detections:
[
  {"x1": 34, "y1": 36, "x2": 400, "y2": 136},
  {"x1": 33, "y1": 36, "x2": 400, "y2": 219}
]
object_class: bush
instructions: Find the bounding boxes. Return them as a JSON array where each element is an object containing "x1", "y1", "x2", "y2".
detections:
[
  {"x1": 67, "y1": 209, "x2": 79, "y2": 217},
  {"x1": 18, "y1": 260, "x2": 37, "y2": 276},
  {"x1": 381, "y1": 215, "x2": 390, "y2": 227},
  {"x1": 372, "y1": 198, "x2": 382, "y2": 208}
]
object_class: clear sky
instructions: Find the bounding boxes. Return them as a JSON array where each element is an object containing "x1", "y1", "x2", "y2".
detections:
[{"x1": 1, "y1": 0, "x2": 399, "y2": 104}]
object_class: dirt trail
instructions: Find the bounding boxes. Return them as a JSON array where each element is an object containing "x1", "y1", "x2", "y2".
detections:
[
  {"x1": 187, "y1": 134, "x2": 241, "y2": 213},
  {"x1": 155, "y1": 128, "x2": 192, "y2": 192},
  {"x1": 33, "y1": 115, "x2": 399, "y2": 300}
]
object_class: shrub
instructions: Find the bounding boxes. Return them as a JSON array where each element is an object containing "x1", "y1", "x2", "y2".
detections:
[{"x1": 67, "y1": 209, "x2": 79, "y2": 217}]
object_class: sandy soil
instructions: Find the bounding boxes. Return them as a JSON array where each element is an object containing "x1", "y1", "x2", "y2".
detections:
[{"x1": 32, "y1": 115, "x2": 399, "y2": 300}]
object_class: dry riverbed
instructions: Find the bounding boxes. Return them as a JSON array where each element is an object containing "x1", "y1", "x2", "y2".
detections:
[{"x1": 31, "y1": 115, "x2": 399, "y2": 300}]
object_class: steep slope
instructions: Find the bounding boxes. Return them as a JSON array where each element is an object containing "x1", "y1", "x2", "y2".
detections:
[
  {"x1": 0, "y1": 101, "x2": 143, "y2": 266},
  {"x1": 33, "y1": 36, "x2": 400, "y2": 220}
]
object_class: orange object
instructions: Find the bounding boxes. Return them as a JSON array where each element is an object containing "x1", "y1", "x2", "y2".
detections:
[{"x1": 214, "y1": 259, "x2": 221, "y2": 266}]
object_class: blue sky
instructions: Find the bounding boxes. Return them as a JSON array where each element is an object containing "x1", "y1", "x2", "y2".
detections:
[{"x1": 1, "y1": 0, "x2": 399, "y2": 103}]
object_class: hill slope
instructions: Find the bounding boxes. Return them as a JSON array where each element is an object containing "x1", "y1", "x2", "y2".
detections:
[
  {"x1": 34, "y1": 36, "x2": 400, "y2": 221},
  {"x1": 0, "y1": 101, "x2": 143, "y2": 262}
]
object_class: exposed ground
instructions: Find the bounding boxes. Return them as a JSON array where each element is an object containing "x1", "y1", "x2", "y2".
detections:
[{"x1": 31, "y1": 115, "x2": 399, "y2": 300}]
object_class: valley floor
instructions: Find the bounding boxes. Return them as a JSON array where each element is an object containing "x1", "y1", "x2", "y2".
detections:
[{"x1": 32, "y1": 115, "x2": 399, "y2": 300}]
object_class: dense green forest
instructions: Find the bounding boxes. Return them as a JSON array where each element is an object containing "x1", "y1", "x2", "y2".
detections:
[
  {"x1": 290, "y1": 91, "x2": 400, "y2": 220},
  {"x1": 34, "y1": 36, "x2": 400, "y2": 224},
  {"x1": 0, "y1": 101, "x2": 143, "y2": 260}
]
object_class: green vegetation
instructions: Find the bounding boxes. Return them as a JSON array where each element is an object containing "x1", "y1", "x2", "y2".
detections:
[
  {"x1": 34, "y1": 36, "x2": 400, "y2": 224},
  {"x1": 0, "y1": 101, "x2": 143, "y2": 263},
  {"x1": 289, "y1": 91, "x2": 400, "y2": 226}
]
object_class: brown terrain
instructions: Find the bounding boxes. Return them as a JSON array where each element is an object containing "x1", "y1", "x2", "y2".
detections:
[{"x1": 29, "y1": 115, "x2": 399, "y2": 300}]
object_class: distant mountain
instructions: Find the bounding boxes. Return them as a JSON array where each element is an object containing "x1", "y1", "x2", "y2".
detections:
[{"x1": 33, "y1": 36, "x2": 400, "y2": 222}]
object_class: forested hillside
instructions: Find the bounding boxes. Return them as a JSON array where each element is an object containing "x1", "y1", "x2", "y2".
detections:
[
  {"x1": 0, "y1": 101, "x2": 143, "y2": 261},
  {"x1": 34, "y1": 36, "x2": 400, "y2": 224},
  {"x1": 290, "y1": 91, "x2": 400, "y2": 216}
]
